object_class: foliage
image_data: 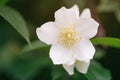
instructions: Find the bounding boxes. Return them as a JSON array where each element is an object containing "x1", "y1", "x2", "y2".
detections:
[
  {"x1": 0, "y1": 5, "x2": 30, "y2": 45},
  {"x1": 91, "y1": 37, "x2": 120, "y2": 48},
  {"x1": 85, "y1": 60, "x2": 111, "y2": 80}
]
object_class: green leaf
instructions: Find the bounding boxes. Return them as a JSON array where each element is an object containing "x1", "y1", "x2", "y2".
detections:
[
  {"x1": 22, "y1": 40, "x2": 48, "y2": 53},
  {"x1": 0, "y1": 0, "x2": 9, "y2": 5},
  {"x1": 91, "y1": 37, "x2": 120, "y2": 48},
  {"x1": 0, "y1": 5, "x2": 30, "y2": 45},
  {"x1": 85, "y1": 61, "x2": 111, "y2": 80}
]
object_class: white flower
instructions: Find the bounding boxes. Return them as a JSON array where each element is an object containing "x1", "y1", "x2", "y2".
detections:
[{"x1": 36, "y1": 5, "x2": 99, "y2": 75}]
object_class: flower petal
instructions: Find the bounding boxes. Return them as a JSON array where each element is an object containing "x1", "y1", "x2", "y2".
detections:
[
  {"x1": 75, "y1": 60, "x2": 90, "y2": 74},
  {"x1": 50, "y1": 44, "x2": 75, "y2": 65},
  {"x1": 70, "y1": 5, "x2": 79, "y2": 19},
  {"x1": 80, "y1": 8, "x2": 91, "y2": 18},
  {"x1": 73, "y1": 38, "x2": 95, "y2": 62},
  {"x1": 36, "y1": 22, "x2": 59, "y2": 45},
  {"x1": 63, "y1": 64, "x2": 74, "y2": 75},
  {"x1": 76, "y1": 18, "x2": 99, "y2": 38},
  {"x1": 55, "y1": 5, "x2": 79, "y2": 27}
]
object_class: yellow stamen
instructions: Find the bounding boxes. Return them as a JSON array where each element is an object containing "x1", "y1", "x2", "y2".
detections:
[{"x1": 58, "y1": 26, "x2": 82, "y2": 49}]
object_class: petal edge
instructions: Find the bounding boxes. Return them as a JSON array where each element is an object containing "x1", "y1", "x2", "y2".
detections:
[
  {"x1": 36, "y1": 22, "x2": 59, "y2": 44},
  {"x1": 75, "y1": 60, "x2": 90, "y2": 74}
]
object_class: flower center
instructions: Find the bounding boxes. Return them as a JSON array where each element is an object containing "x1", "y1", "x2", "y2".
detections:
[{"x1": 58, "y1": 26, "x2": 82, "y2": 48}]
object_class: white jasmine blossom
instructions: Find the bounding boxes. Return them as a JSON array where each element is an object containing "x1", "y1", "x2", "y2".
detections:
[{"x1": 36, "y1": 5, "x2": 99, "y2": 75}]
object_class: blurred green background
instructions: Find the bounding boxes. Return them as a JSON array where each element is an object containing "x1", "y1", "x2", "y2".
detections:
[{"x1": 0, "y1": 0, "x2": 120, "y2": 80}]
